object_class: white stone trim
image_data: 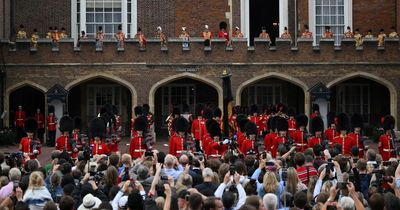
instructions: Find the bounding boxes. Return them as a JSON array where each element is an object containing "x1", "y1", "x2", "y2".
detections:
[
  {"x1": 279, "y1": 0, "x2": 289, "y2": 36},
  {"x1": 80, "y1": 0, "x2": 86, "y2": 34},
  {"x1": 235, "y1": 72, "x2": 310, "y2": 116},
  {"x1": 71, "y1": 0, "x2": 78, "y2": 46},
  {"x1": 148, "y1": 72, "x2": 223, "y2": 114},
  {"x1": 326, "y1": 72, "x2": 397, "y2": 129},
  {"x1": 130, "y1": 0, "x2": 137, "y2": 38},
  {"x1": 121, "y1": 0, "x2": 128, "y2": 35}
]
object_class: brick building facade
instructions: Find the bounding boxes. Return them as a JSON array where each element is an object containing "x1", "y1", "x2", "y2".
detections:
[{"x1": 0, "y1": 0, "x2": 399, "y2": 136}]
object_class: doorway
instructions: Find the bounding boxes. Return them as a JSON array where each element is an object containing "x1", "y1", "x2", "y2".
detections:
[{"x1": 249, "y1": 0, "x2": 279, "y2": 45}]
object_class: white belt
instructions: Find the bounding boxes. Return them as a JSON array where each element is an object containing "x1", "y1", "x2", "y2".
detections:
[
  {"x1": 209, "y1": 154, "x2": 221, "y2": 158},
  {"x1": 383, "y1": 149, "x2": 394, "y2": 152},
  {"x1": 288, "y1": 128, "x2": 296, "y2": 131},
  {"x1": 296, "y1": 143, "x2": 307, "y2": 146},
  {"x1": 134, "y1": 149, "x2": 145, "y2": 152}
]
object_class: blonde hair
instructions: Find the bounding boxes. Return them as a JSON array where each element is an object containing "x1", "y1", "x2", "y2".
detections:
[
  {"x1": 286, "y1": 167, "x2": 298, "y2": 195},
  {"x1": 321, "y1": 180, "x2": 332, "y2": 194},
  {"x1": 29, "y1": 171, "x2": 45, "y2": 189},
  {"x1": 121, "y1": 154, "x2": 132, "y2": 166},
  {"x1": 263, "y1": 171, "x2": 279, "y2": 193}
]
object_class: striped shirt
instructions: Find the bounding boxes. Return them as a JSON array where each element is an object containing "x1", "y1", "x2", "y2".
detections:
[{"x1": 296, "y1": 164, "x2": 318, "y2": 185}]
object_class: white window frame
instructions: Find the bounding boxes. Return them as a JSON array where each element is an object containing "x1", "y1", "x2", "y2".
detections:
[
  {"x1": 336, "y1": 83, "x2": 370, "y2": 122},
  {"x1": 71, "y1": 0, "x2": 137, "y2": 42},
  {"x1": 241, "y1": 0, "x2": 288, "y2": 46},
  {"x1": 87, "y1": 84, "x2": 122, "y2": 119},
  {"x1": 309, "y1": 0, "x2": 352, "y2": 45}
]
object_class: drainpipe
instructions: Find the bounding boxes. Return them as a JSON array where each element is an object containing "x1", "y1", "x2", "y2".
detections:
[{"x1": 294, "y1": 0, "x2": 298, "y2": 47}]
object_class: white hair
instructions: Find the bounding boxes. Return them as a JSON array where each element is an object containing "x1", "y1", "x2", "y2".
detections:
[
  {"x1": 339, "y1": 196, "x2": 355, "y2": 210},
  {"x1": 164, "y1": 154, "x2": 175, "y2": 167},
  {"x1": 9, "y1": 168, "x2": 21, "y2": 182},
  {"x1": 202, "y1": 167, "x2": 213, "y2": 178},
  {"x1": 263, "y1": 193, "x2": 278, "y2": 210}
]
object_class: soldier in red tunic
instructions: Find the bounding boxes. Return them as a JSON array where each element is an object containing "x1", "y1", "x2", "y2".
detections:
[
  {"x1": 206, "y1": 119, "x2": 224, "y2": 158},
  {"x1": 332, "y1": 113, "x2": 356, "y2": 156},
  {"x1": 264, "y1": 116, "x2": 277, "y2": 153},
  {"x1": 72, "y1": 117, "x2": 84, "y2": 158},
  {"x1": 325, "y1": 112, "x2": 339, "y2": 146},
  {"x1": 349, "y1": 114, "x2": 366, "y2": 158},
  {"x1": 191, "y1": 104, "x2": 204, "y2": 152},
  {"x1": 292, "y1": 114, "x2": 309, "y2": 152},
  {"x1": 129, "y1": 116, "x2": 148, "y2": 159},
  {"x1": 308, "y1": 116, "x2": 325, "y2": 149},
  {"x1": 199, "y1": 107, "x2": 213, "y2": 151},
  {"x1": 310, "y1": 104, "x2": 320, "y2": 120},
  {"x1": 249, "y1": 105, "x2": 261, "y2": 136},
  {"x1": 55, "y1": 116, "x2": 76, "y2": 157},
  {"x1": 131, "y1": 106, "x2": 145, "y2": 138},
  {"x1": 169, "y1": 117, "x2": 194, "y2": 156},
  {"x1": 167, "y1": 107, "x2": 181, "y2": 137},
  {"x1": 201, "y1": 25, "x2": 213, "y2": 47},
  {"x1": 287, "y1": 108, "x2": 297, "y2": 139},
  {"x1": 241, "y1": 121, "x2": 258, "y2": 156},
  {"x1": 47, "y1": 106, "x2": 57, "y2": 147},
  {"x1": 89, "y1": 117, "x2": 110, "y2": 156},
  {"x1": 259, "y1": 106, "x2": 269, "y2": 137},
  {"x1": 272, "y1": 117, "x2": 290, "y2": 158},
  {"x1": 34, "y1": 108, "x2": 45, "y2": 143},
  {"x1": 218, "y1": 22, "x2": 231, "y2": 46},
  {"x1": 15, "y1": 105, "x2": 26, "y2": 141},
  {"x1": 19, "y1": 118, "x2": 41, "y2": 160},
  {"x1": 379, "y1": 115, "x2": 396, "y2": 161},
  {"x1": 237, "y1": 116, "x2": 249, "y2": 154}
]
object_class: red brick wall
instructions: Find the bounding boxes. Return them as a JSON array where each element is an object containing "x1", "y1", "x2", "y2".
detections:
[
  {"x1": 232, "y1": 0, "x2": 241, "y2": 30},
  {"x1": 175, "y1": 0, "x2": 230, "y2": 37},
  {"x1": 137, "y1": 0, "x2": 176, "y2": 37},
  {"x1": 353, "y1": 0, "x2": 396, "y2": 34},
  {"x1": 15, "y1": 0, "x2": 71, "y2": 38},
  {"x1": 298, "y1": 0, "x2": 309, "y2": 31}
]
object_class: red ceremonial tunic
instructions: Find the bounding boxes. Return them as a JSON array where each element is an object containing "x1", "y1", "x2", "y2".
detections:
[
  {"x1": 129, "y1": 134, "x2": 145, "y2": 159},
  {"x1": 379, "y1": 134, "x2": 395, "y2": 161},
  {"x1": 207, "y1": 141, "x2": 222, "y2": 158},
  {"x1": 237, "y1": 132, "x2": 246, "y2": 153},
  {"x1": 35, "y1": 113, "x2": 44, "y2": 129},
  {"x1": 332, "y1": 135, "x2": 356, "y2": 155},
  {"x1": 55, "y1": 135, "x2": 73, "y2": 153},
  {"x1": 308, "y1": 136, "x2": 323, "y2": 149},
  {"x1": 47, "y1": 115, "x2": 57, "y2": 131},
  {"x1": 324, "y1": 128, "x2": 339, "y2": 143},
  {"x1": 90, "y1": 141, "x2": 110, "y2": 156},
  {"x1": 259, "y1": 114, "x2": 268, "y2": 135},
  {"x1": 241, "y1": 139, "x2": 255, "y2": 156},
  {"x1": 288, "y1": 118, "x2": 297, "y2": 139},
  {"x1": 249, "y1": 116, "x2": 261, "y2": 135},
  {"x1": 191, "y1": 118, "x2": 202, "y2": 140},
  {"x1": 348, "y1": 132, "x2": 364, "y2": 157},
  {"x1": 169, "y1": 135, "x2": 184, "y2": 156},
  {"x1": 292, "y1": 130, "x2": 308, "y2": 152},
  {"x1": 20, "y1": 137, "x2": 41, "y2": 159},
  {"x1": 271, "y1": 136, "x2": 287, "y2": 158},
  {"x1": 15, "y1": 111, "x2": 25, "y2": 127},
  {"x1": 264, "y1": 132, "x2": 277, "y2": 153}
]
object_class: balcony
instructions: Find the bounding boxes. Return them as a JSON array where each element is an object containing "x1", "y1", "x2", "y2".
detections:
[{"x1": 1, "y1": 37, "x2": 399, "y2": 65}]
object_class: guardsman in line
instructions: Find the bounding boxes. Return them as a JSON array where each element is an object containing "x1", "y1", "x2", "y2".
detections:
[
  {"x1": 379, "y1": 115, "x2": 396, "y2": 161},
  {"x1": 325, "y1": 112, "x2": 339, "y2": 145},
  {"x1": 293, "y1": 114, "x2": 309, "y2": 152},
  {"x1": 35, "y1": 108, "x2": 45, "y2": 144},
  {"x1": 90, "y1": 117, "x2": 110, "y2": 156},
  {"x1": 308, "y1": 116, "x2": 325, "y2": 149},
  {"x1": 47, "y1": 106, "x2": 57, "y2": 147},
  {"x1": 129, "y1": 116, "x2": 148, "y2": 159},
  {"x1": 349, "y1": 113, "x2": 366, "y2": 158},
  {"x1": 19, "y1": 118, "x2": 41, "y2": 160},
  {"x1": 15, "y1": 105, "x2": 26, "y2": 142},
  {"x1": 332, "y1": 113, "x2": 356, "y2": 156}
]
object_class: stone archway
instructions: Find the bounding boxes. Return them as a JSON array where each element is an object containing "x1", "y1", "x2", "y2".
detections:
[{"x1": 236, "y1": 72, "x2": 310, "y2": 115}]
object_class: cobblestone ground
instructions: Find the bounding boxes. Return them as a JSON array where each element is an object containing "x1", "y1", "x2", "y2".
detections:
[{"x1": 0, "y1": 137, "x2": 170, "y2": 165}]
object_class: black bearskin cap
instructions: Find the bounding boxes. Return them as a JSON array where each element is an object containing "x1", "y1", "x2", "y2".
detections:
[
  {"x1": 336, "y1": 113, "x2": 350, "y2": 132},
  {"x1": 287, "y1": 108, "x2": 295, "y2": 117},
  {"x1": 134, "y1": 106, "x2": 144, "y2": 116},
  {"x1": 202, "y1": 107, "x2": 213, "y2": 120},
  {"x1": 276, "y1": 103, "x2": 287, "y2": 113},
  {"x1": 174, "y1": 117, "x2": 188, "y2": 133},
  {"x1": 172, "y1": 107, "x2": 181, "y2": 116},
  {"x1": 295, "y1": 114, "x2": 308, "y2": 128},
  {"x1": 276, "y1": 117, "x2": 288, "y2": 132},
  {"x1": 213, "y1": 108, "x2": 222, "y2": 118},
  {"x1": 73, "y1": 117, "x2": 82, "y2": 130},
  {"x1": 60, "y1": 116, "x2": 73, "y2": 133},
  {"x1": 239, "y1": 118, "x2": 250, "y2": 133},
  {"x1": 219, "y1": 22, "x2": 227, "y2": 30},
  {"x1": 268, "y1": 116, "x2": 277, "y2": 131},
  {"x1": 383, "y1": 115, "x2": 395, "y2": 131},
  {"x1": 48, "y1": 105, "x2": 55, "y2": 113},
  {"x1": 207, "y1": 119, "x2": 221, "y2": 138},
  {"x1": 311, "y1": 116, "x2": 324, "y2": 133},
  {"x1": 90, "y1": 117, "x2": 106, "y2": 139},
  {"x1": 351, "y1": 114, "x2": 364, "y2": 129},
  {"x1": 195, "y1": 103, "x2": 204, "y2": 117},
  {"x1": 312, "y1": 104, "x2": 320, "y2": 112},
  {"x1": 112, "y1": 105, "x2": 118, "y2": 115},
  {"x1": 25, "y1": 118, "x2": 37, "y2": 133},
  {"x1": 327, "y1": 112, "x2": 336, "y2": 126},
  {"x1": 134, "y1": 116, "x2": 148, "y2": 132},
  {"x1": 245, "y1": 121, "x2": 258, "y2": 136}
]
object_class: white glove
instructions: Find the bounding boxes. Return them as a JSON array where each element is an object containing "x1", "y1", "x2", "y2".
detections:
[{"x1": 222, "y1": 139, "x2": 230, "y2": 145}]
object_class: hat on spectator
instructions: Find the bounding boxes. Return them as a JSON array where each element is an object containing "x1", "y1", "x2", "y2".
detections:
[{"x1": 78, "y1": 193, "x2": 102, "y2": 210}]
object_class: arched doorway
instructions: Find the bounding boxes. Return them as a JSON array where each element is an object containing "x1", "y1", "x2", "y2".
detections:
[
  {"x1": 67, "y1": 78, "x2": 133, "y2": 136},
  {"x1": 9, "y1": 85, "x2": 45, "y2": 127},
  {"x1": 153, "y1": 78, "x2": 219, "y2": 136},
  {"x1": 329, "y1": 77, "x2": 391, "y2": 126},
  {"x1": 239, "y1": 78, "x2": 305, "y2": 114}
]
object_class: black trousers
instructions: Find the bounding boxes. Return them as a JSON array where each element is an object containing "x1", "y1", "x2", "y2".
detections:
[
  {"x1": 37, "y1": 128, "x2": 44, "y2": 144},
  {"x1": 48, "y1": 130, "x2": 56, "y2": 147}
]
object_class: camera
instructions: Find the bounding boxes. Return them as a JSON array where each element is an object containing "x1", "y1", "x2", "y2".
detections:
[
  {"x1": 383, "y1": 161, "x2": 392, "y2": 166},
  {"x1": 326, "y1": 162, "x2": 334, "y2": 173},
  {"x1": 145, "y1": 150, "x2": 153, "y2": 157},
  {"x1": 281, "y1": 168, "x2": 288, "y2": 182},
  {"x1": 188, "y1": 155, "x2": 193, "y2": 165},
  {"x1": 161, "y1": 176, "x2": 169, "y2": 181},
  {"x1": 260, "y1": 151, "x2": 267, "y2": 160},
  {"x1": 83, "y1": 146, "x2": 92, "y2": 161},
  {"x1": 372, "y1": 169, "x2": 384, "y2": 174},
  {"x1": 266, "y1": 161, "x2": 275, "y2": 167},
  {"x1": 383, "y1": 176, "x2": 393, "y2": 183},
  {"x1": 229, "y1": 164, "x2": 236, "y2": 175},
  {"x1": 336, "y1": 182, "x2": 348, "y2": 190}
]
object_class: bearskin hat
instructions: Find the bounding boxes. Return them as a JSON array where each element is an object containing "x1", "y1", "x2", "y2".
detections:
[
  {"x1": 287, "y1": 108, "x2": 295, "y2": 117},
  {"x1": 267, "y1": 116, "x2": 277, "y2": 131},
  {"x1": 73, "y1": 117, "x2": 82, "y2": 130},
  {"x1": 172, "y1": 107, "x2": 181, "y2": 116},
  {"x1": 336, "y1": 113, "x2": 350, "y2": 132},
  {"x1": 238, "y1": 118, "x2": 250, "y2": 133},
  {"x1": 351, "y1": 113, "x2": 364, "y2": 129},
  {"x1": 312, "y1": 104, "x2": 320, "y2": 112},
  {"x1": 174, "y1": 117, "x2": 188, "y2": 133},
  {"x1": 48, "y1": 105, "x2": 55, "y2": 114},
  {"x1": 24, "y1": 118, "x2": 37, "y2": 133},
  {"x1": 250, "y1": 104, "x2": 258, "y2": 114},
  {"x1": 207, "y1": 119, "x2": 221, "y2": 138},
  {"x1": 90, "y1": 117, "x2": 106, "y2": 139},
  {"x1": 295, "y1": 114, "x2": 308, "y2": 128},
  {"x1": 195, "y1": 103, "x2": 204, "y2": 117},
  {"x1": 327, "y1": 112, "x2": 336, "y2": 126},
  {"x1": 143, "y1": 104, "x2": 150, "y2": 114},
  {"x1": 202, "y1": 107, "x2": 213, "y2": 120},
  {"x1": 245, "y1": 121, "x2": 258, "y2": 136},
  {"x1": 236, "y1": 114, "x2": 247, "y2": 126},
  {"x1": 383, "y1": 115, "x2": 395, "y2": 131},
  {"x1": 219, "y1": 22, "x2": 227, "y2": 30},
  {"x1": 103, "y1": 104, "x2": 113, "y2": 114},
  {"x1": 112, "y1": 105, "x2": 118, "y2": 115},
  {"x1": 134, "y1": 106, "x2": 144, "y2": 116},
  {"x1": 182, "y1": 104, "x2": 190, "y2": 113},
  {"x1": 276, "y1": 117, "x2": 288, "y2": 132},
  {"x1": 134, "y1": 116, "x2": 148, "y2": 132},
  {"x1": 311, "y1": 116, "x2": 324, "y2": 134},
  {"x1": 60, "y1": 116, "x2": 73, "y2": 133},
  {"x1": 213, "y1": 108, "x2": 222, "y2": 118}
]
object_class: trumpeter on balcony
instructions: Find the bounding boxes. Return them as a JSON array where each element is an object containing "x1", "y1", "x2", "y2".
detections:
[
  {"x1": 280, "y1": 26, "x2": 291, "y2": 39},
  {"x1": 179, "y1": 27, "x2": 190, "y2": 48},
  {"x1": 156, "y1": 26, "x2": 167, "y2": 48},
  {"x1": 135, "y1": 27, "x2": 146, "y2": 48},
  {"x1": 30, "y1": 29, "x2": 39, "y2": 49},
  {"x1": 96, "y1": 26, "x2": 105, "y2": 49},
  {"x1": 323, "y1": 26, "x2": 333, "y2": 39},
  {"x1": 377, "y1": 28, "x2": 386, "y2": 47},
  {"x1": 115, "y1": 24, "x2": 125, "y2": 49},
  {"x1": 201, "y1": 25, "x2": 212, "y2": 47},
  {"x1": 388, "y1": 26, "x2": 398, "y2": 38},
  {"x1": 354, "y1": 28, "x2": 363, "y2": 47},
  {"x1": 259, "y1": 26, "x2": 270, "y2": 39},
  {"x1": 301, "y1": 24, "x2": 312, "y2": 39},
  {"x1": 16, "y1": 25, "x2": 27, "y2": 39},
  {"x1": 344, "y1": 26, "x2": 354, "y2": 38},
  {"x1": 233, "y1": 26, "x2": 244, "y2": 38}
]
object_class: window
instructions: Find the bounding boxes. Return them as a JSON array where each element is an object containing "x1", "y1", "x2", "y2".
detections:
[
  {"x1": 242, "y1": 85, "x2": 282, "y2": 109},
  {"x1": 336, "y1": 84, "x2": 370, "y2": 122},
  {"x1": 309, "y1": 0, "x2": 352, "y2": 45},
  {"x1": 72, "y1": 0, "x2": 137, "y2": 40},
  {"x1": 161, "y1": 85, "x2": 196, "y2": 127},
  {"x1": 87, "y1": 85, "x2": 121, "y2": 120}
]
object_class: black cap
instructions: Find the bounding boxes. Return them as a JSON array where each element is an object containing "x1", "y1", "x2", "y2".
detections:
[
  {"x1": 25, "y1": 118, "x2": 37, "y2": 133},
  {"x1": 336, "y1": 113, "x2": 350, "y2": 132},
  {"x1": 60, "y1": 116, "x2": 73, "y2": 133},
  {"x1": 90, "y1": 117, "x2": 106, "y2": 139}
]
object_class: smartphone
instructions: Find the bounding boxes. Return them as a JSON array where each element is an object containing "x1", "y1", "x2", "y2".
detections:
[
  {"x1": 229, "y1": 165, "x2": 236, "y2": 176},
  {"x1": 336, "y1": 182, "x2": 348, "y2": 190},
  {"x1": 161, "y1": 176, "x2": 168, "y2": 181},
  {"x1": 327, "y1": 205, "x2": 337, "y2": 210},
  {"x1": 383, "y1": 176, "x2": 393, "y2": 183},
  {"x1": 383, "y1": 161, "x2": 392, "y2": 166}
]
